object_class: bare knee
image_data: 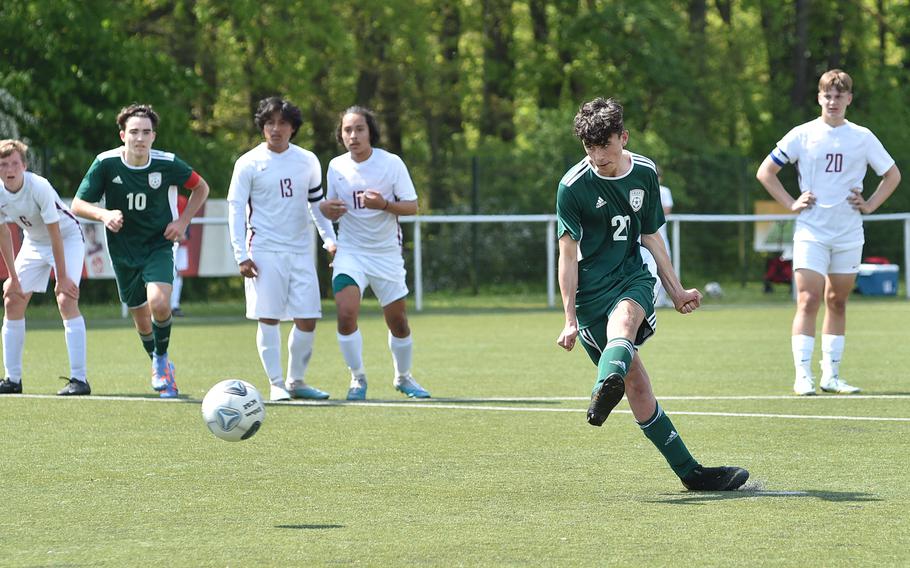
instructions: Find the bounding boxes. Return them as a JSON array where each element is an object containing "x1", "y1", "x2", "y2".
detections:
[
  {"x1": 796, "y1": 289, "x2": 822, "y2": 313},
  {"x1": 56, "y1": 294, "x2": 80, "y2": 319},
  {"x1": 383, "y1": 300, "x2": 410, "y2": 337},
  {"x1": 387, "y1": 317, "x2": 410, "y2": 338},
  {"x1": 4, "y1": 294, "x2": 28, "y2": 319},
  {"x1": 825, "y1": 290, "x2": 848, "y2": 315}
]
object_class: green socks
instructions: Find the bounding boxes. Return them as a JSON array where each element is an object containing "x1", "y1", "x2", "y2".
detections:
[
  {"x1": 139, "y1": 332, "x2": 155, "y2": 359},
  {"x1": 639, "y1": 402, "x2": 699, "y2": 479},
  {"x1": 593, "y1": 338, "x2": 634, "y2": 394},
  {"x1": 152, "y1": 317, "x2": 173, "y2": 356}
]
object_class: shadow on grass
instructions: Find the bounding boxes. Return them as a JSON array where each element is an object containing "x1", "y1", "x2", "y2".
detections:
[
  {"x1": 275, "y1": 524, "x2": 345, "y2": 530},
  {"x1": 648, "y1": 489, "x2": 881, "y2": 505}
]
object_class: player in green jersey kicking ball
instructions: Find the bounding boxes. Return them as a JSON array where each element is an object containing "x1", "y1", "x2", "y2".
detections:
[
  {"x1": 71, "y1": 104, "x2": 210, "y2": 398},
  {"x1": 555, "y1": 98, "x2": 748, "y2": 491}
]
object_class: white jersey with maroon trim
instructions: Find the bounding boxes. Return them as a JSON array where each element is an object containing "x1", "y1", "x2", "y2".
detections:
[
  {"x1": 0, "y1": 171, "x2": 82, "y2": 245},
  {"x1": 770, "y1": 118, "x2": 894, "y2": 246},
  {"x1": 227, "y1": 143, "x2": 336, "y2": 264},
  {"x1": 326, "y1": 148, "x2": 418, "y2": 255}
]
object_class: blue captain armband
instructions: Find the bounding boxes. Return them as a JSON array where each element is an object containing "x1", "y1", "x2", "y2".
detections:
[{"x1": 769, "y1": 148, "x2": 788, "y2": 167}]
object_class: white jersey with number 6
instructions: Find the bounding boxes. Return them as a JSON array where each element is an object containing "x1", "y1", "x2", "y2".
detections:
[
  {"x1": 227, "y1": 143, "x2": 336, "y2": 264},
  {"x1": 0, "y1": 171, "x2": 82, "y2": 246},
  {"x1": 327, "y1": 148, "x2": 418, "y2": 255},
  {"x1": 770, "y1": 118, "x2": 894, "y2": 246}
]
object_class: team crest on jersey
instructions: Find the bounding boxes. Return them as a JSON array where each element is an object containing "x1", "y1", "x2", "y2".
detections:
[
  {"x1": 629, "y1": 189, "x2": 645, "y2": 212},
  {"x1": 148, "y1": 172, "x2": 162, "y2": 189}
]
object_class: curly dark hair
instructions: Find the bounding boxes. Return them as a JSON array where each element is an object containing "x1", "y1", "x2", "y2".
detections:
[
  {"x1": 335, "y1": 106, "x2": 381, "y2": 147},
  {"x1": 254, "y1": 97, "x2": 303, "y2": 139},
  {"x1": 573, "y1": 97, "x2": 624, "y2": 147},
  {"x1": 117, "y1": 104, "x2": 159, "y2": 131}
]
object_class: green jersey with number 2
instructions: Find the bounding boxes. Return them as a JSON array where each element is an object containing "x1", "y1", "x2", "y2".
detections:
[
  {"x1": 556, "y1": 152, "x2": 665, "y2": 329},
  {"x1": 76, "y1": 148, "x2": 193, "y2": 267}
]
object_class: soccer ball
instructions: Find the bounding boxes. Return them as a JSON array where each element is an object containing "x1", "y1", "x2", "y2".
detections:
[
  {"x1": 704, "y1": 281, "x2": 724, "y2": 298},
  {"x1": 201, "y1": 379, "x2": 265, "y2": 442}
]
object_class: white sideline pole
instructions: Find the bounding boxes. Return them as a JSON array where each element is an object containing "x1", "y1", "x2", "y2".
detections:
[
  {"x1": 413, "y1": 219, "x2": 423, "y2": 312},
  {"x1": 546, "y1": 219, "x2": 555, "y2": 308}
]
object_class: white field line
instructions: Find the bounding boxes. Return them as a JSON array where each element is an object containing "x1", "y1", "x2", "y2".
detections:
[{"x1": 8, "y1": 394, "x2": 910, "y2": 422}]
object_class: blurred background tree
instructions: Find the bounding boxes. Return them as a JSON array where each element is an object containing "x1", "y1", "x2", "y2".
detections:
[{"x1": 2, "y1": 0, "x2": 908, "y2": 292}]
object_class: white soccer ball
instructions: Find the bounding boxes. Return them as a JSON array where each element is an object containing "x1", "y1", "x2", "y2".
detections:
[
  {"x1": 704, "y1": 281, "x2": 724, "y2": 298},
  {"x1": 201, "y1": 379, "x2": 265, "y2": 442}
]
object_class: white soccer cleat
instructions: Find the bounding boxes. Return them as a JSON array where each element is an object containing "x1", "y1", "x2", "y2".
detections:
[
  {"x1": 394, "y1": 374, "x2": 430, "y2": 399},
  {"x1": 793, "y1": 374, "x2": 816, "y2": 396},
  {"x1": 820, "y1": 377, "x2": 861, "y2": 394},
  {"x1": 269, "y1": 384, "x2": 292, "y2": 401}
]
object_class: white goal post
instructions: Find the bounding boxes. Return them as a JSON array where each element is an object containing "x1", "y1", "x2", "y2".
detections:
[{"x1": 398, "y1": 212, "x2": 910, "y2": 310}]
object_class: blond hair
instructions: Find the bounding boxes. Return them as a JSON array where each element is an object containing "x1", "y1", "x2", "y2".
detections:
[
  {"x1": 818, "y1": 69, "x2": 853, "y2": 93},
  {"x1": 0, "y1": 139, "x2": 28, "y2": 162}
]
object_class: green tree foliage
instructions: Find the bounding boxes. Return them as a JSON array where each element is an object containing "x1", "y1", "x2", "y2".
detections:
[{"x1": 2, "y1": 0, "x2": 908, "y2": 285}]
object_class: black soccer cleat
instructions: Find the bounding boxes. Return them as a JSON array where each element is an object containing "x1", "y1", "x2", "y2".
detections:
[
  {"x1": 0, "y1": 378, "x2": 22, "y2": 394},
  {"x1": 681, "y1": 465, "x2": 749, "y2": 491},
  {"x1": 58, "y1": 377, "x2": 91, "y2": 396},
  {"x1": 586, "y1": 373, "x2": 626, "y2": 427}
]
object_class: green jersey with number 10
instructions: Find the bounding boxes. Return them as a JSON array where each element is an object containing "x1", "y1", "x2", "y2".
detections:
[
  {"x1": 556, "y1": 152, "x2": 664, "y2": 326},
  {"x1": 76, "y1": 148, "x2": 194, "y2": 267}
]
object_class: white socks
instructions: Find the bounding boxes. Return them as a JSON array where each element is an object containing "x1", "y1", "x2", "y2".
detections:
[
  {"x1": 791, "y1": 334, "x2": 815, "y2": 379},
  {"x1": 337, "y1": 330, "x2": 414, "y2": 378},
  {"x1": 388, "y1": 332, "x2": 413, "y2": 378},
  {"x1": 337, "y1": 329, "x2": 365, "y2": 376},
  {"x1": 256, "y1": 322, "x2": 283, "y2": 386},
  {"x1": 2, "y1": 317, "x2": 87, "y2": 383},
  {"x1": 287, "y1": 327, "x2": 314, "y2": 383},
  {"x1": 821, "y1": 334, "x2": 845, "y2": 380},
  {"x1": 63, "y1": 316, "x2": 87, "y2": 382},
  {"x1": 2, "y1": 317, "x2": 25, "y2": 382}
]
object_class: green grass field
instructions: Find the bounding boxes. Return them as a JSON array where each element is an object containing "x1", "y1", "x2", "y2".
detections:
[{"x1": 2, "y1": 296, "x2": 909, "y2": 567}]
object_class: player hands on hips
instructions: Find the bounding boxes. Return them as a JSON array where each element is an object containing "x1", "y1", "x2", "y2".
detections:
[
  {"x1": 756, "y1": 69, "x2": 901, "y2": 396},
  {"x1": 71, "y1": 104, "x2": 210, "y2": 398},
  {"x1": 555, "y1": 97, "x2": 748, "y2": 491},
  {"x1": 319, "y1": 106, "x2": 430, "y2": 401},
  {"x1": 0, "y1": 139, "x2": 89, "y2": 396}
]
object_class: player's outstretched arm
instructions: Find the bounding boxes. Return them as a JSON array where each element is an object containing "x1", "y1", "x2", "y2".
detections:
[
  {"x1": 165, "y1": 177, "x2": 209, "y2": 242},
  {"x1": 642, "y1": 232, "x2": 701, "y2": 314},
  {"x1": 46, "y1": 221, "x2": 78, "y2": 300},
  {"x1": 0, "y1": 223, "x2": 23, "y2": 300},
  {"x1": 70, "y1": 198, "x2": 123, "y2": 233},
  {"x1": 556, "y1": 233, "x2": 580, "y2": 351}
]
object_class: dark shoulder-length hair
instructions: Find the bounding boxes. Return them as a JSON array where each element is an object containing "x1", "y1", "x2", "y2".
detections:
[{"x1": 335, "y1": 105, "x2": 380, "y2": 146}]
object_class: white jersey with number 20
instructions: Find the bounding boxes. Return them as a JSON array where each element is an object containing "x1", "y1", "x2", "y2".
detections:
[{"x1": 770, "y1": 117, "x2": 894, "y2": 246}]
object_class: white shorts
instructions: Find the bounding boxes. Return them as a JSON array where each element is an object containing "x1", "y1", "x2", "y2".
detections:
[
  {"x1": 332, "y1": 249, "x2": 408, "y2": 306},
  {"x1": 244, "y1": 250, "x2": 322, "y2": 321},
  {"x1": 792, "y1": 240, "x2": 862, "y2": 275},
  {"x1": 15, "y1": 235, "x2": 86, "y2": 293}
]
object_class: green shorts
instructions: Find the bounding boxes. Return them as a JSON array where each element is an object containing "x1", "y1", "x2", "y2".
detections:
[
  {"x1": 112, "y1": 247, "x2": 175, "y2": 308},
  {"x1": 576, "y1": 277, "x2": 656, "y2": 366}
]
